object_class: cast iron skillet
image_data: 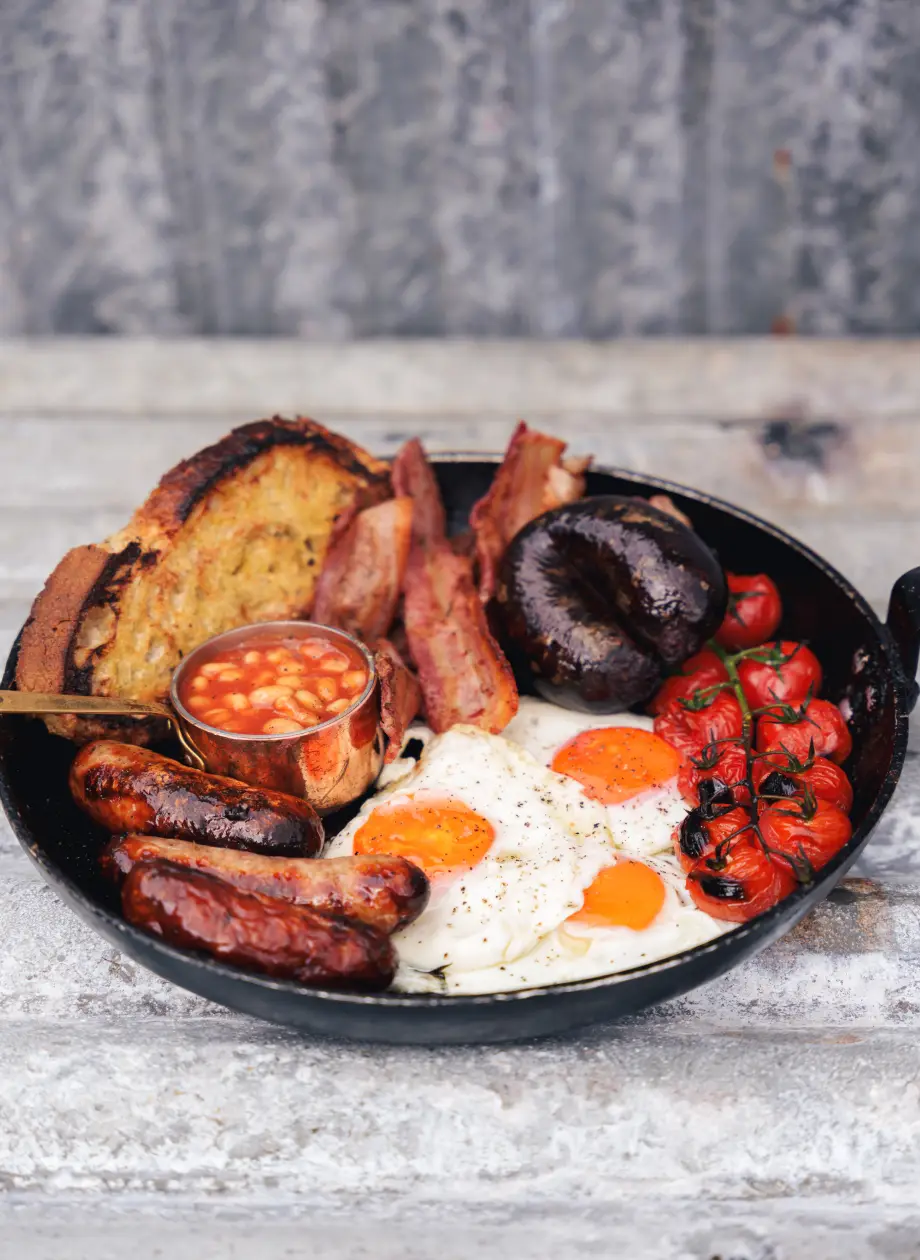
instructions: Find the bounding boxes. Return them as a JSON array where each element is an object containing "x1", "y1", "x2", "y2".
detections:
[{"x1": 1, "y1": 458, "x2": 919, "y2": 1045}]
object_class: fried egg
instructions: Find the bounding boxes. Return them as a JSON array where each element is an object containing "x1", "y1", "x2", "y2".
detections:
[
  {"x1": 501, "y1": 697, "x2": 687, "y2": 857},
  {"x1": 409, "y1": 855, "x2": 727, "y2": 995},
  {"x1": 325, "y1": 723, "x2": 728, "y2": 995},
  {"x1": 325, "y1": 726, "x2": 616, "y2": 976}
]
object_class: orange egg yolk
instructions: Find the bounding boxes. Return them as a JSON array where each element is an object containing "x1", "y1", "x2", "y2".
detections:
[
  {"x1": 352, "y1": 797, "x2": 495, "y2": 876},
  {"x1": 551, "y1": 727, "x2": 681, "y2": 804},
  {"x1": 568, "y1": 859, "x2": 667, "y2": 931}
]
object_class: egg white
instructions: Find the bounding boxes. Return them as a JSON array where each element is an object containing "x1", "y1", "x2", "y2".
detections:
[
  {"x1": 397, "y1": 854, "x2": 727, "y2": 995},
  {"x1": 501, "y1": 697, "x2": 688, "y2": 858},
  {"x1": 325, "y1": 725, "x2": 619, "y2": 978},
  {"x1": 375, "y1": 721, "x2": 434, "y2": 790},
  {"x1": 326, "y1": 715, "x2": 730, "y2": 996}
]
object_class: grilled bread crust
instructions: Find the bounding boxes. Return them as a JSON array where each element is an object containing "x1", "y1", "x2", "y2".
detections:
[{"x1": 15, "y1": 416, "x2": 389, "y2": 744}]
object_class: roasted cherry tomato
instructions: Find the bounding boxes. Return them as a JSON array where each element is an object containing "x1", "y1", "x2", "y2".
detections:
[
  {"x1": 678, "y1": 741, "x2": 749, "y2": 807},
  {"x1": 654, "y1": 691, "x2": 744, "y2": 761},
  {"x1": 736, "y1": 641, "x2": 822, "y2": 709},
  {"x1": 673, "y1": 805, "x2": 752, "y2": 873},
  {"x1": 715, "y1": 573, "x2": 782, "y2": 651},
  {"x1": 756, "y1": 698, "x2": 852, "y2": 766},
  {"x1": 760, "y1": 799, "x2": 852, "y2": 876},
  {"x1": 753, "y1": 754, "x2": 853, "y2": 813},
  {"x1": 697, "y1": 776, "x2": 738, "y2": 818},
  {"x1": 648, "y1": 649, "x2": 729, "y2": 717},
  {"x1": 686, "y1": 836, "x2": 797, "y2": 922}
]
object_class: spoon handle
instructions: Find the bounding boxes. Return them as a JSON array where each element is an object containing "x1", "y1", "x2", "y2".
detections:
[{"x1": 0, "y1": 690, "x2": 171, "y2": 719}]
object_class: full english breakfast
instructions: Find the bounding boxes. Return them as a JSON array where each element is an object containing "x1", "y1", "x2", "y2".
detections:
[{"x1": 11, "y1": 416, "x2": 854, "y2": 996}]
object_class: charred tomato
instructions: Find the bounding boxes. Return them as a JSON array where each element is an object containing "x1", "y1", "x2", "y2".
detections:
[
  {"x1": 753, "y1": 754, "x2": 853, "y2": 813},
  {"x1": 686, "y1": 837, "x2": 798, "y2": 922},
  {"x1": 673, "y1": 805, "x2": 752, "y2": 873},
  {"x1": 678, "y1": 741, "x2": 749, "y2": 808}
]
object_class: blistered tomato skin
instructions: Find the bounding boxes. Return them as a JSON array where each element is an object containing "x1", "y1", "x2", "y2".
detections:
[
  {"x1": 654, "y1": 691, "x2": 744, "y2": 761},
  {"x1": 753, "y1": 755, "x2": 853, "y2": 813},
  {"x1": 715, "y1": 573, "x2": 782, "y2": 651},
  {"x1": 674, "y1": 811, "x2": 710, "y2": 870},
  {"x1": 645, "y1": 560, "x2": 854, "y2": 927},
  {"x1": 736, "y1": 641, "x2": 823, "y2": 709},
  {"x1": 697, "y1": 776, "x2": 738, "y2": 819},
  {"x1": 754, "y1": 770, "x2": 799, "y2": 801},
  {"x1": 686, "y1": 839, "x2": 797, "y2": 922},
  {"x1": 760, "y1": 799, "x2": 853, "y2": 875},
  {"x1": 678, "y1": 742, "x2": 749, "y2": 808},
  {"x1": 647, "y1": 649, "x2": 729, "y2": 716},
  {"x1": 673, "y1": 806, "x2": 752, "y2": 873},
  {"x1": 756, "y1": 698, "x2": 852, "y2": 766}
]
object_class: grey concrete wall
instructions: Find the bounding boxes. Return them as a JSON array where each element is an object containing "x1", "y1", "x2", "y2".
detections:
[{"x1": 3, "y1": 0, "x2": 920, "y2": 337}]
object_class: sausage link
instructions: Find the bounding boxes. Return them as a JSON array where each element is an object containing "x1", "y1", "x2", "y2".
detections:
[
  {"x1": 70, "y1": 741, "x2": 323, "y2": 857},
  {"x1": 122, "y1": 860, "x2": 396, "y2": 990},
  {"x1": 103, "y1": 836, "x2": 429, "y2": 934}
]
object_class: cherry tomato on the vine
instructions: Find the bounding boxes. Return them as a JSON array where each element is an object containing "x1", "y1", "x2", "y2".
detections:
[
  {"x1": 753, "y1": 754, "x2": 853, "y2": 813},
  {"x1": 648, "y1": 649, "x2": 729, "y2": 717},
  {"x1": 673, "y1": 804, "x2": 752, "y2": 873},
  {"x1": 756, "y1": 698, "x2": 852, "y2": 766},
  {"x1": 654, "y1": 691, "x2": 744, "y2": 761},
  {"x1": 715, "y1": 573, "x2": 782, "y2": 651},
  {"x1": 737, "y1": 640, "x2": 822, "y2": 709},
  {"x1": 686, "y1": 836, "x2": 797, "y2": 922},
  {"x1": 760, "y1": 798, "x2": 852, "y2": 876},
  {"x1": 678, "y1": 741, "x2": 749, "y2": 807}
]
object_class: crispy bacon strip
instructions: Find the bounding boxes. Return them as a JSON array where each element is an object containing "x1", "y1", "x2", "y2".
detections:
[
  {"x1": 391, "y1": 438, "x2": 447, "y2": 548},
  {"x1": 374, "y1": 638, "x2": 422, "y2": 762},
  {"x1": 470, "y1": 421, "x2": 591, "y2": 601},
  {"x1": 312, "y1": 497, "x2": 413, "y2": 641},
  {"x1": 402, "y1": 542, "x2": 518, "y2": 734}
]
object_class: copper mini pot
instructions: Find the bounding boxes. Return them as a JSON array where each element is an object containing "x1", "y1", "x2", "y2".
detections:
[{"x1": 170, "y1": 622, "x2": 385, "y2": 814}]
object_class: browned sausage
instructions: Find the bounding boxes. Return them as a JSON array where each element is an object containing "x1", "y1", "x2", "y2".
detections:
[
  {"x1": 103, "y1": 836, "x2": 429, "y2": 933},
  {"x1": 70, "y1": 741, "x2": 323, "y2": 857},
  {"x1": 122, "y1": 860, "x2": 396, "y2": 990}
]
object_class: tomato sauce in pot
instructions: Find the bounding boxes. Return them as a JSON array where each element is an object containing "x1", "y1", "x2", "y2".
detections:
[{"x1": 178, "y1": 631, "x2": 370, "y2": 736}]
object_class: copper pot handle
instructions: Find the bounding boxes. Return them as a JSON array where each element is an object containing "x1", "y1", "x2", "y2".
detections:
[{"x1": 0, "y1": 691, "x2": 207, "y2": 770}]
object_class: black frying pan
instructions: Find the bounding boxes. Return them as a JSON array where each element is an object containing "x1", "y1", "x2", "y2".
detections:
[{"x1": 1, "y1": 458, "x2": 917, "y2": 1045}]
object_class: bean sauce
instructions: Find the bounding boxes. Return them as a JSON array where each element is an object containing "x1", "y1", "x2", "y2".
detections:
[{"x1": 179, "y1": 632, "x2": 369, "y2": 736}]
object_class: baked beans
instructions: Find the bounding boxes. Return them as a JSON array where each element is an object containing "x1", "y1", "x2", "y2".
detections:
[{"x1": 179, "y1": 632, "x2": 369, "y2": 736}]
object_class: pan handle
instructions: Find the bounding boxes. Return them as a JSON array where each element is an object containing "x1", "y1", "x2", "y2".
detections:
[{"x1": 886, "y1": 568, "x2": 920, "y2": 712}]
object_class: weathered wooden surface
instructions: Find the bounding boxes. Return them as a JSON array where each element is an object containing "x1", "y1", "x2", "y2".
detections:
[
  {"x1": 7, "y1": 1200, "x2": 920, "y2": 1260},
  {"x1": 5, "y1": 337, "x2": 920, "y2": 417},
  {"x1": 2, "y1": 340, "x2": 920, "y2": 1258}
]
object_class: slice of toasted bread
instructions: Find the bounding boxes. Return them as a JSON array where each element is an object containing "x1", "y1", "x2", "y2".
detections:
[{"x1": 16, "y1": 416, "x2": 390, "y2": 744}]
